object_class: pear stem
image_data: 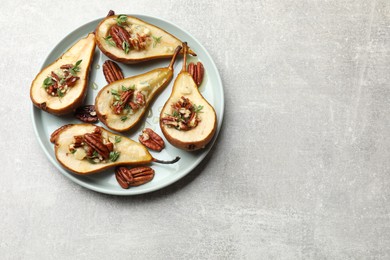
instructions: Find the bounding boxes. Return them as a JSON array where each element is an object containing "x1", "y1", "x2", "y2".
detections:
[
  {"x1": 168, "y1": 45, "x2": 183, "y2": 70},
  {"x1": 182, "y1": 42, "x2": 188, "y2": 73},
  {"x1": 106, "y1": 10, "x2": 115, "y2": 17},
  {"x1": 152, "y1": 156, "x2": 181, "y2": 164}
]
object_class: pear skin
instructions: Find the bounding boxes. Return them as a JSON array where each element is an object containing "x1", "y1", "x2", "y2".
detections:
[
  {"x1": 95, "y1": 13, "x2": 195, "y2": 64},
  {"x1": 30, "y1": 33, "x2": 96, "y2": 115},
  {"x1": 52, "y1": 124, "x2": 179, "y2": 175},
  {"x1": 95, "y1": 45, "x2": 182, "y2": 132},
  {"x1": 160, "y1": 43, "x2": 217, "y2": 151}
]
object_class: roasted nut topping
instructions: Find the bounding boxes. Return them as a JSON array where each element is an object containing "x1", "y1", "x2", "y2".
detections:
[
  {"x1": 135, "y1": 92, "x2": 145, "y2": 106},
  {"x1": 115, "y1": 166, "x2": 155, "y2": 189},
  {"x1": 84, "y1": 133, "x2": 110, "y2": 160},
  {"x1": 73, "y1": 135, "x2": 84, "y2": 148},
  {"x1": 109, "y1": 25, "x2": 131, "y2": 51},
  {"x1": 138, "y1": 128, "x2": 165, "y2": 151},
  {"x1": 42, "y1": 60, "x2": 82, "y2": 97},
  {"x1": 113, "y1": 89, "x2": 134, "y2": 114},
  {"x1": 110, "y1": 86, "x2": 145, "y2": 117},
  {"x1": 129, "y1": 33, "x2": 148, "y2": 51},
  {"x1": 74, "y1": 105, "x2": 98, "y2": 123},
  {"x1": 68, "y1": 127, "x2": 121, "y2": 163},
  {"x1": 187, "y1": 62, "x2": 204, "y2": 86},
  {"x1": 107, "y1": 17, "x2": 150, "y2": 54},
  {"x1": 161, "y1": 96, "x2": 203, "y2": 131},
  {"x1": 102, "y1": 60, "x2": 124, "y2": 84}
]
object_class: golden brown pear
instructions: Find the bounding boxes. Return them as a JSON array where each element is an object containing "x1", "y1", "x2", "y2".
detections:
[
  {"x1": 51, "y1": 124, "x2": 179, "y2": 175},
  {"x1": 95, "y1": 45, "x2": 182, "y2": 132},
  {"x1": 95, "y1": 12, "x2": 195, "y2": 64},
  {"x1": 30, "y1": 33, "x2": 96, "y2": 115},
  {"x1": 160, "y1": 43, "x2": 217, "y2": 151}
]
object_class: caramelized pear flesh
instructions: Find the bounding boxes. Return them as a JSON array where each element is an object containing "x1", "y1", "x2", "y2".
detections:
[
  {"x1": 52, "y1": 124, "x2": 153, "y2": 175},
  {"x1": 95, "y1": 14, "x2": 195, "y2": 64},
  {"x1": 30, "y1": 33, "x2": 96, "y2": 115},
  {"x1": 95, "y1": 46, "x2": 182, "y2": 132},
  {"x1": 160, "y1": 44, "x2": 217, "y2": 151}
]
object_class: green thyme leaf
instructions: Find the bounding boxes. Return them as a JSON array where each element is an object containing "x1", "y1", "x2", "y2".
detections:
[
  {"x1": 75, "y1": 60, "x2": 82, "y2": 67},
  {"x1": 114, "y1": 136, "x2": 121, "y2": 144},
  {"x1": 165, "y1": 110, "x2": 184, "y2": 122},
  {"x1": 194, "y1": 104, "x2": 204, "y2": 113},
  {"x1": 152, "y1": 36, "x2": 162, "y2": 48},
  {"x1": 43, "y1": 77, "x2": 53, "y2": 85},
  {"x1": 69, "y1": 60, "x2": 82, "y2": 76},
  {"x1": 57, "y1": 88, "x2": 64, "y2": 98},
  {"x1": 109, "y1": 151, "x2": 120, "y2": 162},
  {"x1": 70, "y1": 149, "x2": 77, "y2": 154},
  {"x1": 92, "y1": 150, "x2": 99, "y2": 157},
  {"x1": 43, "y1": 77, "x2": 53, "y2": 89},
  {"x1": 111, "y1": 89, "x2": 120, "y2": 96},
  {"x1": 172, "y1": 110, "x2": 180, "y2": 117},
  {"x1": 116, "y1": 15, "x2": 128, "y2": 26},
  {"x1": 114, "y1": 95, "x2": 121, "y2": 101},
  {"x1": 87, "y1": 158, "x2": 98, "y2": 164},
  {"x1": 120, "y1": 115, "x2": 128, "y2": 122},
  {"x1": 59, "y1": 78, "x2": 66, "y2": 85},
  {"x1": 122, "y1": 41, "x2": 130, "y2": 54},
  {"x1": 104, "y1": 35, "x2": 116, "y2": 47},
  {"x1": 121, "y1": 85, "x2": 135, "y2": 92}
]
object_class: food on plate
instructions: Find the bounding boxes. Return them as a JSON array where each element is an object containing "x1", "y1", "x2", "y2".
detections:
[
  {"x1": 95, "y1": 45, "x2": 182, "y2": 132},
  {"x1": 30, "y1": 33, "x2": 96, "y2": 115},
  {"x1": 102, "y1": 60, "x2": 124, "y2": 84},
  {"x1": 115, "y1": 166, "x2": 155, "y2": 189},
  {"x1": 187, "y1": 62, "x2": 204, "y2": 86},
  {"x1": 74, "y1": 105, "x2": 98, "y2": 123},
  {"x1": 50, "y1": 124, "x2": 180, "y2": 175},
  {"x1": 160, "y1": 43, "x2": 217, "y2": 151},
  {"x1": 138, "y1": 128, "x2": 165, "y2": 152},
  {"x1": 95, "y1": 11, "x2": 195, "y2": 63}
]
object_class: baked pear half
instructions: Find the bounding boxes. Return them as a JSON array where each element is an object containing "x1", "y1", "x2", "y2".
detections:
[
  {"x1": 95, "y1": 45, "x2": 182, "y2": 132},
  {"x1": 51, "y1": 124, "x2": 179, "y2": 175},
  {"x1": 160, "y1": 43, "x2": 217, "y2": 151},
  {"x1": 95, "y1": 11, "x2": 195, "y2": 64},
  {"x1": 30, "y1": 33, "x2": 96, "y2": 115}
]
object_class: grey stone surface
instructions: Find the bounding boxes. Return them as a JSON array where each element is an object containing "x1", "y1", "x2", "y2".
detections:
[{"x1": 1, "y1": 0, "x2": 390, "y2": 259}]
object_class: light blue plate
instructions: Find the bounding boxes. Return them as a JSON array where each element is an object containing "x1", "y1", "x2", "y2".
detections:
[{"x1": 31, "y1": 15, "x2": 224, "y2": 195}]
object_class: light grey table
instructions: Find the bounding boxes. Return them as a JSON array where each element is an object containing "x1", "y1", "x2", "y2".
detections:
[{"x1": 1, "y1": 0, "x2": 390, "y2": 259}]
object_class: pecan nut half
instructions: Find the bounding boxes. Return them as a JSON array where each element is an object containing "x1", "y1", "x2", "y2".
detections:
[
  {"x1": 84, "y1": 133, "x2": 110, "y2": 160},
  {"x1": 74, "y1": 105, "x2": 98, "y2": 123},
  {"x1": 113, "y1": 90, "x2": 134, "y2": 114},
  {"x1": 102, "y1": 60, "x2": 124, "y2": 84},
  {"x1": 187, "y1": 62, "x2": 204, "y2": 86},
  {"x1": 138, "y1": 128, "x2": 165, "y2": 152},
  {"x1": 115, "y1": 166, "x2": 155, "y2": 189},
  {"x1": 60, "y1": 64, "x2": 73, "y2": 70},
  {"x1": 109, "y1": 25, "x2": 131, "y2": 50}
]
